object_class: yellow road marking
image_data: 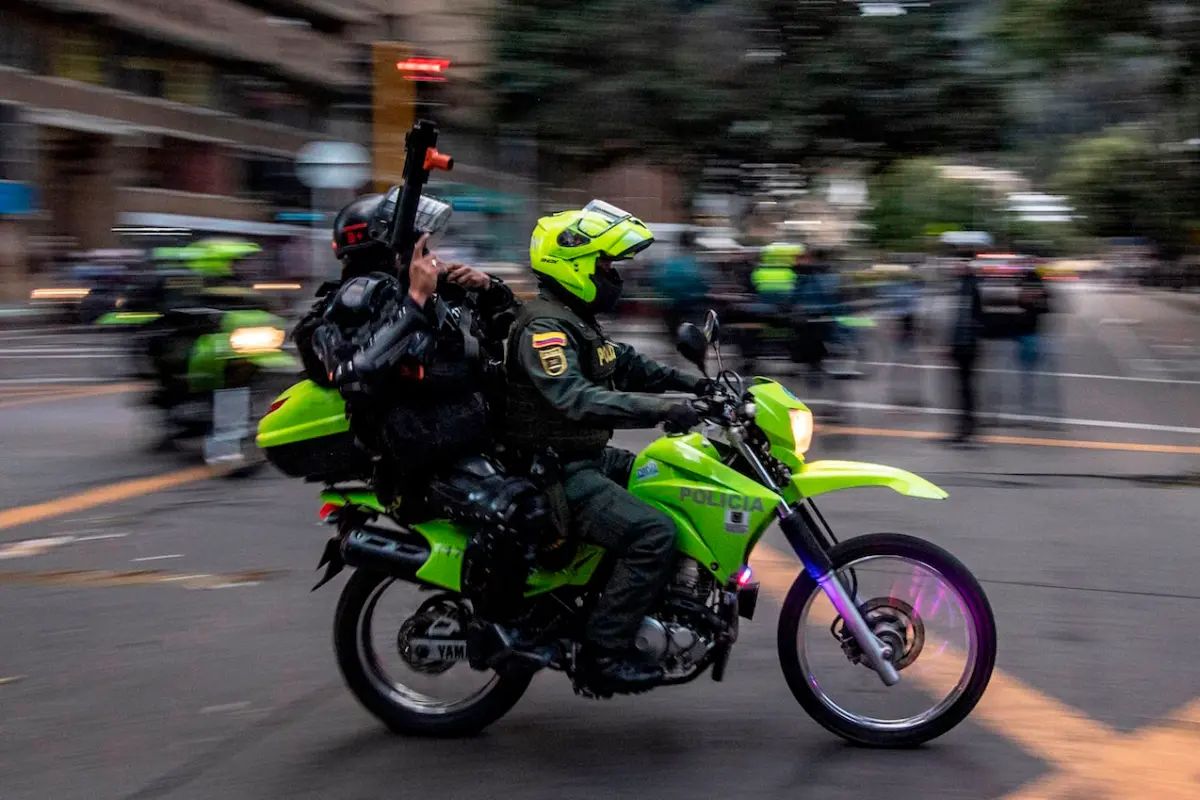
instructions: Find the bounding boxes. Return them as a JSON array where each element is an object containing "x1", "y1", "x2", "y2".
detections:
[
  {"x1": 751, "y1": 542, "x2": 1200, "y2": 798},
  {"x1": 0, "y1": 382, "x2": 142, "y2": 411},
  {"x1": 0, "y1": 675, "x2": 26, "y2": 686},
  {"x1": 0, "y1": 465, "x2": 220, "y2": 531},
  {"x1": 824, "y1": 424, "x2": 1200, "y2": 456}
]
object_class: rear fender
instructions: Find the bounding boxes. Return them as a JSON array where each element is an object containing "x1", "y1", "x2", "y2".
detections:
[{"x1": 785, "y1": 460, "x2": 947, "y2": 502}]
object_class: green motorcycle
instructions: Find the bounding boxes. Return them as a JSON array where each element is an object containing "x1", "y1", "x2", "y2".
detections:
[
  {"x1": 256, "y1": 311, "x2": 995, "y2": 746},
  {"x1": 100, "y1": 301, "x2": 297, "y2": 469}
]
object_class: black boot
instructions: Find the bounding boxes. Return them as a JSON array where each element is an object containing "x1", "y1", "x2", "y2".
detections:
[{"x1": 579, "y1": 645, "x2": 662, "y2": 694}]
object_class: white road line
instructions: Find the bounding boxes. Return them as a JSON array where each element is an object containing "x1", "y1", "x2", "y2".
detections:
[
  {"x1": 0, "y1": 354, "x2": 123, "y2": 360},
  {"x1": 73, "y1": 533, "x2": 128, "y2": 542},
  {"x1": 199, "y1": 701, "x2": 251, "y2": 714},
  {"x1": 131, "y1": 554, "x2": 183, "y2": 562},
  {"x1": 160, "y1": 574, "x2": 212, "y2": 582},
  {"x1": 0, "y1": 675, "x2": 27, "y2": 686},
  {"x1": 0, "y1": 536, "x2": 76, "y2": 560},
  {"x1": 865, "y1": 361, "x2": 1200, "y2": 386},
  {"x1": 0, "y1": 347, "x2": 121, "y2": 354},
  {"x1": 0, "y1": 377, "x2": 127, "y2": 385},
  {"x1": 805, "y1": 398, "x2": 1200, "y2": 435}
]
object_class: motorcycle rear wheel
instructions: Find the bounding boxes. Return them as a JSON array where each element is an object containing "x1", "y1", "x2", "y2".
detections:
[
  {"x1": 334, "y1": 569, "x2": 531, "y2": 736},
  {"x1": 777, "y1": 533, "x2": 996, "y2": 747}
]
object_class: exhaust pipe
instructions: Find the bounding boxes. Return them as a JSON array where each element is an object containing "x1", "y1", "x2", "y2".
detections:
[{"x1": 340, "y1": 523, "x2": 431, "y2": 582}]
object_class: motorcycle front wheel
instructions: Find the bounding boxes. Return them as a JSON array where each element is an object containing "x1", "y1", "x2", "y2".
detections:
[
  {"x1": 777, "y1": 533, "x2": 996, "y2": 747},
  {"x1": 334, "y1": 569, "x2": 531, "y2": 736}
]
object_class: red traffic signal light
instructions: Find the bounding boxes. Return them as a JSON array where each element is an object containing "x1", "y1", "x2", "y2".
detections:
[{"x1": 396, "y1": 57, "x2": 450, "y2": 82}]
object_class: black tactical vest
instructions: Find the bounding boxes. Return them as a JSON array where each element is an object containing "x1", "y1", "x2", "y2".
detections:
[{"x1": 503, "y1": 296, "x2": 617, "y2": 459}]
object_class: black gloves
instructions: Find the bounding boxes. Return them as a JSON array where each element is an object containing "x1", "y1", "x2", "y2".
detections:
[
  {"x1": 693, "y1": 377, "x2": 718, "y2": 396},
  {"x1": 663, "y1": 402, "x2": 703, "y2": 433}
]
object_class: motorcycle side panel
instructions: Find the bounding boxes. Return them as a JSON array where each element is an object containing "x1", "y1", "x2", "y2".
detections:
[
  {"x1": 786, "y1": 459, "x2": 948, "y2": 501},
  {"x1": 411, "y1": 519, "x2": 469, "y2": 591},
  {"x1": 317, "y1": 504, "x2": 604, "y2": 596},
  {"x1": 319, "y1": 488, "x2": 385, "y2": 515},
  {"x1": 631, "y1": 433, "x2": 781, "y2": 583},
  {"x1": 187, "y1": 333, "x2": 226, "y2": 392},
  {"x1": 410, "y1": 519, "x2": 605, "y2": 595}
]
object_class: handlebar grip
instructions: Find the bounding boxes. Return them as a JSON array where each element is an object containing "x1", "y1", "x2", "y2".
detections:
[{"x1": 424, "y1": 148, "x2": 453, "y2": 171}]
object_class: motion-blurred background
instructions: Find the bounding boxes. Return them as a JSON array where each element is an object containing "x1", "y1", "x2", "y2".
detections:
[{"x1": 2, "y1": 2, "x2": 1199, "y2": 799}]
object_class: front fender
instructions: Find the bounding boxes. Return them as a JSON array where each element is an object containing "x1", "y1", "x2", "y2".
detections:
[{"x1": 786, "y1": 460, "x2": 947, "y2": 501}]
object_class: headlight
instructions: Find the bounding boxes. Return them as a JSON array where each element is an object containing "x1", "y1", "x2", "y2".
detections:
[
  {"x1": 788, "y1": 408, "x2": 813, "y2": 457},
  {"x1": 229, "y1": 326, "x2": 285, "y2": 354}
]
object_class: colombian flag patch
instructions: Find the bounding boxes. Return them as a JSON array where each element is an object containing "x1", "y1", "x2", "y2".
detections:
[{"x1": 531, "y1": 331, "x2": 567, "y2": 349}]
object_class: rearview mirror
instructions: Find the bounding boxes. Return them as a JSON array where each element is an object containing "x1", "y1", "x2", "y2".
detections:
[
  {"x1": 702, "y1": 309, "x2": 720, "y2": 344},
  {"x1": 676, "y1": 323, "x2": 708, "y2": 374}
]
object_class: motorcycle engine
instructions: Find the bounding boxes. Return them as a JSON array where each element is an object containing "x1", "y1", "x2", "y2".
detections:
[
  {"x1": 631, "y1": 558, "x2": 717, "y2": 676},
  {"x1": 633, "y1": 617, "x2": 709, "y2": 669}
]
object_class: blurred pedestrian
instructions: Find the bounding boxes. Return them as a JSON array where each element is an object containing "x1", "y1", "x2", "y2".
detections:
[
  {"x1": 650, "y1": 228, "x2": 711, "y2": 338},
  {"x1": 1015, "y1": 264, "x2": 1058, "y2": 419},
  {"x1": 946, "y1": 258, "x2": 984, "y2": 445},
  {"x1": 740, "y1": 241, "x2": 804, "y2": 372},
  {"x1": 793, "y1": 246, "x2": 849, "y2": 413},
  {"x1": 883, "y1": 269, "x2": 923, "y2": 404}
]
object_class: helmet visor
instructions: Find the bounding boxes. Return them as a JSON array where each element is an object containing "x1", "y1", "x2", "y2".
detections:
[
  {"x1": 608, "y1": 226, "x2": 654, "y2": 260},
  {"x1": 577, "y1": 199, "x2": 632, "y2": 237}
]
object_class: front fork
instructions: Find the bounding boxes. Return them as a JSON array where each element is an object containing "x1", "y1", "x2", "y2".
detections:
[
  {"x1": 724, "y1": 425, "x2": 900, "y2": 686},
  {"x1": 778, "y1": 504, "x2": 900, "y2": 686}
]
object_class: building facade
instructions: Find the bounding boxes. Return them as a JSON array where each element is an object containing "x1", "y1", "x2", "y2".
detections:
[{"x1": 0, "y1": 0, "x2": 383, "y2": 299}]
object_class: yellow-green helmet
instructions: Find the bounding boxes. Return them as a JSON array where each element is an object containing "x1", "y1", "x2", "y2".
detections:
[
  {"x1": 529, "y1": 200, "x2": 654, "y2": 303},
  {"x1": 182, "y1": 239, "x2": 262, "y2": 278}
]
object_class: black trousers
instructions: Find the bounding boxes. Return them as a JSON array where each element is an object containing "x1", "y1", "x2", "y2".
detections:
[
  {"x1": 951, "y1": 349, "x2": 978, "y2": 437},
  {"x1": 563, "y1": 448, "x2": 676, "y2": 651}
]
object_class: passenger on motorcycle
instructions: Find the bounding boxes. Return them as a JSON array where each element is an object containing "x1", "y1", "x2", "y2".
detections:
[
  {"x1": 294, "y1": 193, "x2": 551, "y2": 622},
  {"x1": 503, "y1": 200, "x2": 712, "y2": 692}
]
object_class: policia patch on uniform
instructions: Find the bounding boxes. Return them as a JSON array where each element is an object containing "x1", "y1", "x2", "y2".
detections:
[{"x1": 538, "y1": 346, "x2": 568, "y2": 377}]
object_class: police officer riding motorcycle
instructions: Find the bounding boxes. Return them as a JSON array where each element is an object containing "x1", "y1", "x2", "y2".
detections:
[
  {"x1": 293, "y1": 186, "x2": 560, "y2": 625},
  {"x1": 503, "y1": 200, "x2": 712, "y2": 691}
]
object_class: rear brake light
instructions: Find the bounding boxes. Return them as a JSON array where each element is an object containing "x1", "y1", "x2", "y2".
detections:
[
  {"x1": 266, "y1": 397, "x2": 288, "y2": 415},
  {"x1": 318, "y1": 502, "x2": 341, "y2": 520}
]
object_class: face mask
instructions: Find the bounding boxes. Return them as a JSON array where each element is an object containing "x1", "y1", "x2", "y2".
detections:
[{"x1": 590, "y1": 266, "x2": 624, "y2": 313}]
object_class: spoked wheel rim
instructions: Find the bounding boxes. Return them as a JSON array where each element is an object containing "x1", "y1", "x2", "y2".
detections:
[
  {"x1": 795, "y1": 555, "x2": 979, "y2": 732},
  {"x1": 356, "y1": 579, "x2": 500, "y2": 715}
]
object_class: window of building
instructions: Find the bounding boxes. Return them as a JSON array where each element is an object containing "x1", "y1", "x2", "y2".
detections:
[
  {"x1": 50, "y1": 30, "x2": 109, "y2": 86},
  {"x1": 0, "y1": 11, "x2": 47, "y2": 72}
]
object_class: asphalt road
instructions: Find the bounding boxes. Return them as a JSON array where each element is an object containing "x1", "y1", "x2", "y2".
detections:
[{"x1": 1, "y1": 283, "x2": 1198, "y2": 799}]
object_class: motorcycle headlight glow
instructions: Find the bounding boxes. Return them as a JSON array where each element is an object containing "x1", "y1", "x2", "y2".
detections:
[
  {"x1": 789, "y1": 408, "x2": 814, "y2": 457},
  {"x1": 229, "y1": 326, "x2": 285, "y2": 354}
]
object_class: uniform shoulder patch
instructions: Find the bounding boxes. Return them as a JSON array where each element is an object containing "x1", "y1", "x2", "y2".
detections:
[
  {"x1": 531, "y1": 331, "x2": 568, "y2": 349},
  {"x1": 538, "y1": 346, "x2": 568, "y2": 377}
]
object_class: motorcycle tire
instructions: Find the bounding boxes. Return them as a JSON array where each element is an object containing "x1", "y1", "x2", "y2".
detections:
[
  {"x1": 777, "y1": 533, "x2": 996, "y2": 747},
  {"x1": 334, "y1": 569, "x2": 532, "y2": 736}
]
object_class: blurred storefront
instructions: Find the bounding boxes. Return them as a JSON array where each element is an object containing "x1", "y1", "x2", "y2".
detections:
[{"x1": 0, "y1": 0, "x2": 376, "y2": 300}]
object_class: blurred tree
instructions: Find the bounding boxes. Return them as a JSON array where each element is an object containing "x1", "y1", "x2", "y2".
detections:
[
  {"x1": 864, "y1": 158, "x2": 1003, "y2": 250},
  {"x1": 1053, "y1": 129, "x2": 1196, "y2": 256},
  {"x1": 491, "y1": 0, "x2": 1005, "y2": 186}
]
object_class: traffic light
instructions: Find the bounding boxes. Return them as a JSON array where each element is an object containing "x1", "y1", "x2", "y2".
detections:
[{"x1": 396, "y1": 57, "x2": 450, "y2": 82}]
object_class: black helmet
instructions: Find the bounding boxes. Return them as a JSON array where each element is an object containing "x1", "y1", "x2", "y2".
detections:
[{"x1": 332, "y1": 194, "x2": 392, "y2": 275}]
